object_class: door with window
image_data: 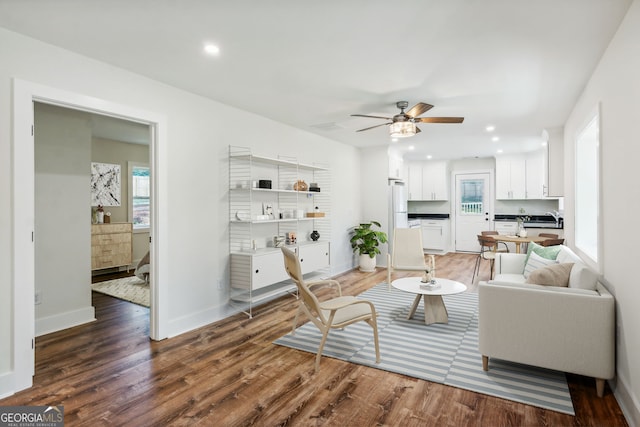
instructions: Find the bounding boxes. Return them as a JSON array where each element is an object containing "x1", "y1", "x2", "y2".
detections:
[{"x1": 455, "y1": 172, "x2": 492, "y2": 252}]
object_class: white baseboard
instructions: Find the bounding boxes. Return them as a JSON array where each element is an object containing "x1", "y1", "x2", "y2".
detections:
[
  {"x1": 35, "y1": 306, "x2": 96, "y2": 337},
  {"x1": 0, "y1": 371, "x2": 14, "y2": 399},
  {"x1": 612, "y1": 374, "x2": 640, "y2": 427},
  {"x1": 166, "y1": 304, "x2": 240, "y2": 339}
]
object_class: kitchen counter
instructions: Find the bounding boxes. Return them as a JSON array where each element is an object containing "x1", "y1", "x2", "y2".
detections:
[
  {"x1": 494, "y1": 214, "x2": 563, "y2": 229},
  {"x1": 408, "y1": 213, "x2": 450, "y2": 220}
]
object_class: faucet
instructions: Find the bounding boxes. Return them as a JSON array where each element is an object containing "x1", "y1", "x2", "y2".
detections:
[{"x1": 545, "y1": 210, "x2": 561, "y2": 226}]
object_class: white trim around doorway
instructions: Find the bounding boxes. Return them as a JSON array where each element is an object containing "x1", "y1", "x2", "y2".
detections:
[{"x1": 10, "y1": 78, "x2": 168, "y2": 396}]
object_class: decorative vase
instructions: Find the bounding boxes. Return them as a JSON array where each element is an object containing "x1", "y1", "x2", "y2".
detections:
[
  {"x1": 310, "y1": 230, "x2": 320, "y2": 241},
  {"x1": 517, "y1": 223, "x2": 527, "y2": 237}
]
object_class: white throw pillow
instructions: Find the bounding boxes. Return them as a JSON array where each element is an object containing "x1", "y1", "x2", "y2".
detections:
[
  {"x1": 523, "y1": 251, "x2": 557, "y2": 279},
  {"x1": 568, "y1": 262, "x2": 598, "y2": 291}
]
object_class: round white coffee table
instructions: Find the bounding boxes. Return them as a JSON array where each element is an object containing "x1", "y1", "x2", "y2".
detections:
[{"x1": 391, "y1": 277, "x2": 467, "y2": 325}]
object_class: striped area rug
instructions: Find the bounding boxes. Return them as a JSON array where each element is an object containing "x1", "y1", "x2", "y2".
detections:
[{"x1": 274, "y1": 283, "x2": 574, "y2": 415}]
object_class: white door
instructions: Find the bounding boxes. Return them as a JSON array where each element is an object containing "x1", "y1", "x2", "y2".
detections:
[{"x1": 455, "y1": 173, "x2": 492, "y2": 252}]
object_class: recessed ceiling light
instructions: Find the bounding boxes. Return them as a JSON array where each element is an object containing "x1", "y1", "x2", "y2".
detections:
[
  {"x1": 541, "y1": 141, "x2": 548, "y2": 146},
  {"x1": 204, "y1": 43, "x2": 220, "y2": 56},
  {"x1": 391, "y1": 138, "x2": 399, "y2": 143},
  {"x1": 408, "y1": 145, "x2": 415, "y2": 150},
  {"x1": 492, "y1": 136, "x2": 500, "y2": 142},
  {"x1": 426, "y1": 155, "x2": 433, "y2": 159},
  {"x1": 496, "y1": 149, "x2": 503, "y2": 154},
  {"x1": 486, "y1": 125, "x2": 495, "y2": 132}
]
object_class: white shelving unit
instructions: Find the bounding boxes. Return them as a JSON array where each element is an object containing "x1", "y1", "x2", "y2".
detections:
[{"x1": 228, "y1": 146, "x2": 331, "y2": 317}]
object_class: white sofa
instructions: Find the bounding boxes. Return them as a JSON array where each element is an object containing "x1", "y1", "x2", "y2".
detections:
[{"x1": 478, "y1": 244, "x2": 615, "y2": 397}]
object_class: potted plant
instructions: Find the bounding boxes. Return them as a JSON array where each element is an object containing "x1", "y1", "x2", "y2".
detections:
[{"x1": 350, "y1": 221, "x2": 388, "y2": 272}]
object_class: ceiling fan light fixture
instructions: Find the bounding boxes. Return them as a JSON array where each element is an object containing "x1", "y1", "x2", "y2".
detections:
[{"x1": 389, "y1": 121, "x2": 416, "y2": 138}]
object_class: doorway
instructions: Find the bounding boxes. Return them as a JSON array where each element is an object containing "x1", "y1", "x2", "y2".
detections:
[
  {"x1": 454, "y1": 172, "x2": 493, "y2": 252},
  {"x1": 12, "y1": 79, "x2": 167, "y2": 393},
  {"x1": 33, "y1": 103, "x2": 151, "y2": 329}
]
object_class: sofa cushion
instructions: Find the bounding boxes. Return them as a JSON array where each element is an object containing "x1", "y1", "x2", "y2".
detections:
[
  {"x1": 525, "y1": 263, "x2": 574, "y2": 287},
  {"x1": 491, "y1": 274, "x2": 527, "y2": 284},
  {"x1": 568, "y1": 262, "x2": 598, "y2": 291},
  {"x1": 523, "y1": 251, "x2": 558, "y2": 279},
  {"x1": 524, "y1": 241, "x2": 562, "y2": 265},
  {"x1": 556, "y1": 246, "x2": 583, "y2": 264},
  {"x1": 484, "y1": 280, "x2": 599, "y2": 296}
]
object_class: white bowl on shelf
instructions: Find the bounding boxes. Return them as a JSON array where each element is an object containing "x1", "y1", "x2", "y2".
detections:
[{"x1": 235, "y1": 210, "x2": 250, "y2": 221}]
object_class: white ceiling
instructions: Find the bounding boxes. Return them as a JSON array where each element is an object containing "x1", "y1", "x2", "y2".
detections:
[{"x1": 0, "y1": 0, "x2": 632, "y2": 160}]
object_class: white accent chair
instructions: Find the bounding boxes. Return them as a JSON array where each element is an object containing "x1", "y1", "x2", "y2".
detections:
[
  {"x1": 281, "y1": 247, "x2": 380, "y2": 372},
  {"x1": 386, "y1": 228, "x2": 429, "y2": 288}
]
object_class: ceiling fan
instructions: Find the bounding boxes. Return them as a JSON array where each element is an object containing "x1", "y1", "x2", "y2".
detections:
[{"x1": 351, "y1": 101, "x2": 464, "y2": 138}]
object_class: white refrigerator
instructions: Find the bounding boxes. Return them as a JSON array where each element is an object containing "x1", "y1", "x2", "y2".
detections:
[{"x1": 389, "y1": 181, "x2": 408, "y2": 250}]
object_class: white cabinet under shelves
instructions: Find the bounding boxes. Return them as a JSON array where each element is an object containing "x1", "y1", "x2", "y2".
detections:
[
  {"x1": 230, "y1": 242, "x2": 330, "y2": 302},
  {"x1": 229, "y1": 146, "x2": 331, "y2": 317}
]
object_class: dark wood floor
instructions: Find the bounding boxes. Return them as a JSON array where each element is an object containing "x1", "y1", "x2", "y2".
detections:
[{"x1": 1, "y1": 253, "x2": 627, "y2": 426}]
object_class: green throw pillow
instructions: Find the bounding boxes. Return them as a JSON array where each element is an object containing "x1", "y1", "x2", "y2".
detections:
[{"x1": 524, "y1": 241, "x2": 562, "y2": 265}]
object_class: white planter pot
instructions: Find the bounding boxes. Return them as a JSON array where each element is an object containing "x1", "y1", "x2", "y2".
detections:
[{"x1": 358, "y1": 254, "x2": 377, "y2": 272}]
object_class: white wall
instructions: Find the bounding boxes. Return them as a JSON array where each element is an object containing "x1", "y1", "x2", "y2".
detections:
[
  {"x1": 34, "y1": 103, "x2": 95, "y2": 336},
  {"x1": 563, "y1": 1, "x2": 640, "y2": 423},
  {"x1": 359, "y1": 146, "x2": 391, "y2": 267},
  {"x1": 0, "y1": 27, "x2": 362, "y2": 395}
]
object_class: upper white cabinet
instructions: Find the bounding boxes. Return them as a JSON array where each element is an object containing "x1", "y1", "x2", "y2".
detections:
[
  {"x1": 422, "y1": 161, "x2": 449, "y2": 200},
  {"x1": 388, "y1": 150, "x2": 404, "y2": 180},
  {"x1": 407, "y1": 162, "x2": 423, "y2": 200},
  {"x1": 407, "y1": 161, "x2": 449, "y2": 201},
  {"x1": 496, "y1": 149, "x2": 553, "y2": 200},
  {"x1": 525, "y1": 148, "x2": 548, "y2": 199},
  {"x1": 495, "y1": 155, "x2": 526, "y2": 199}
]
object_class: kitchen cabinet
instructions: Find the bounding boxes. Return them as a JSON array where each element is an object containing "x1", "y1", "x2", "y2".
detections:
[
  {"x1": 407, "y1": 162, "x2": 423, "y2": 200},
  {"x1": 422, "y1": 161, "x2": 449, "y2": 200},
  {"x1": 388, "y1": 151, "x2": 404, "y2": 180},
  {"x1": 91, "y1": 223, "x2": 132, "y2": 270},
  {"x1": 526, "y1": 148, "x2": 548, "y2": 199},
  {"x1": 496, "y1": 155, "x2": 526, "y2": 199},
  {"x1": 228, "y1": 146, "x2": 331, "y2": 317},
  {"x1": 407, "y1": 161, "x2": 449, "y2": 200},
  {"x1": 497, "y1": 149, "x2": 554, "y2": 200},
  {"x1": 421, "y1": 219, "x2": 449, "y2": 251}
]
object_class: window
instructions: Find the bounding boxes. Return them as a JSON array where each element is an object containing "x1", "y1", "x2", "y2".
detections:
[
  {"x1": 575, "y1": 111, "x2": 599, "y2": 264},
  {"x1": 460, "y1": 179, "x2": 484, "y2": 214},
  {"x1": 129, "y1": 162, "x2": 150, "y2": 230}
]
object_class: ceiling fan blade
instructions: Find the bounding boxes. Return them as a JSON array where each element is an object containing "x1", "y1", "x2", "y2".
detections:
[
  {"x1": 351, "y1": 114, "x2": 393, "y2": 120},
  {"x1": 405, "y1": 102, "x2": 434, "y2": 118},
  {"x1": 416, "y1": 117, "x2": 465, "y2": 123},
  {"x1": 355, "y1": 122, "x2": 392, "y2": 132}
]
